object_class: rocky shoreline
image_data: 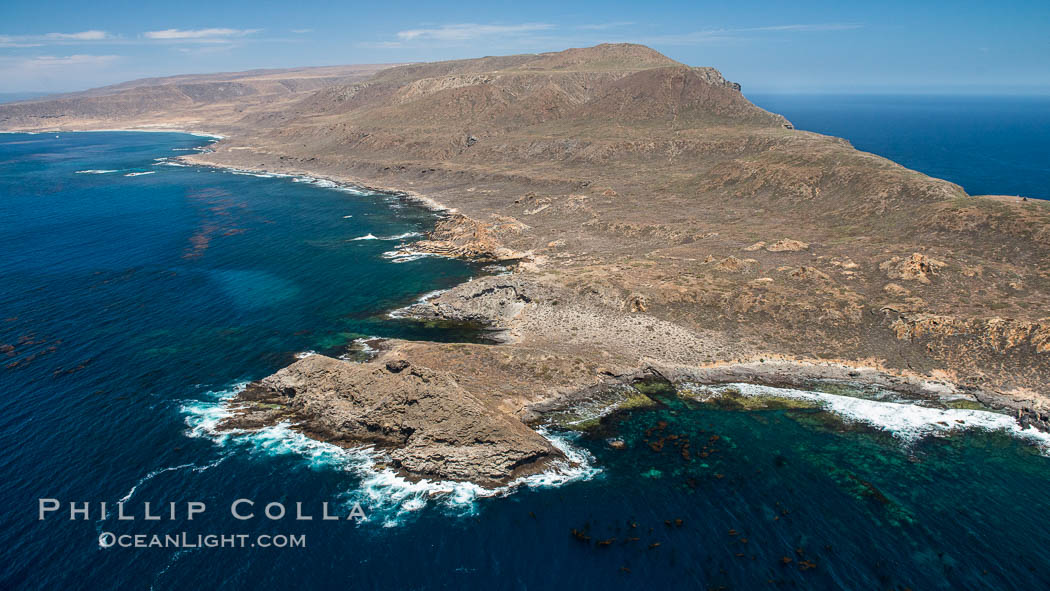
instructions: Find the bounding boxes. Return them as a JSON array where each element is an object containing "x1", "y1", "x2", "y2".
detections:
[
  {"x1": 32, "y1": 128, "x2": 1044, "y2": 488},
  {"x1": 206, "y1": 199, "x2": 1048, "y2": 485},
  {"x1": 4, "y1": 44, "x2": 1048, "y2": 486},
  {"x1": 221, "y1": 354, "x2": 562, "y2": 487}
]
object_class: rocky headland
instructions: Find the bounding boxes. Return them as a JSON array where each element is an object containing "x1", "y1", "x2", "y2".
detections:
[{"x1": 4, "y1": 44, "x2": 1049, "y2": 486}]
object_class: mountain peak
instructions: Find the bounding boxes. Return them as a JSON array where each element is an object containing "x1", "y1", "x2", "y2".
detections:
[{"x1": 514, "y1": 43, "x2": 681, "y2": 72}]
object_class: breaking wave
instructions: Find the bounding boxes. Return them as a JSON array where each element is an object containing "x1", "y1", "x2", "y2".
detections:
[
  {"x1": 291, "y1": 176, "x2": 369, "y2": 196},
  {"x1": 352, "y1": 232, "x2": 421, "y2": 241},
  {"x1": 228, "y1": 169, "x2": 291, "y2": 179},
  {"x1": 381, "y1": 249, "x2": 448, "y2": 264},
  {"x1": 387, "y1": 289, "x2": 449, "y2": 319},
  {"x1": 180, "y1": 384, "x2": 599, "y2": 527},
  {"x1": 339, "y1": 337, "x2": 383, "y2": 361},
  {"x1": 379, "y1": 231, "x2": 422, "y2": 240},
  {"x1": 701, "y1": 383, "x2": 1050, "y2": 454}
]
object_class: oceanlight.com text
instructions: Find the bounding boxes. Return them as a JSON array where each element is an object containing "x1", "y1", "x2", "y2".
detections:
[{"x1": 98, "y1": 532, "x2": 307, "y2": 549}]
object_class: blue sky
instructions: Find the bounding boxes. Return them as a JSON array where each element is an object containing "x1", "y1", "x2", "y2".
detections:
[{"x1": 1, "y1": 0, "x2": 1048, "y2": 94}]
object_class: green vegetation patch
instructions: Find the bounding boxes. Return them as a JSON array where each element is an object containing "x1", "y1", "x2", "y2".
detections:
[{"x1": 549, "y1": 384, "x2": 660, "y2": 432}]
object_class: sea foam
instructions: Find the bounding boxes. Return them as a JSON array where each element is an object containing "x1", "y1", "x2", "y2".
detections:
[
  {"x1": 387, "y1": 289, "x2": 449, "y2": 319},
  {"x1": 180, "y1": 384, "x2": 599, "y2": 527},
  {"x1": 352, "y1": 232, "x2": 421, "y2": 241},
  {"x1": 339, "y1": 337, "x2": 383, "y2": 361},
  {"x1": 381, "y1": 231, "x2": 422, "y2": 240},
  {"x1": 380, "y1": 249, "x2": 448, "y2": 263},
  {"x1": 704, "y1": 383, "x2": 1050, "y2": 454},
  {"x1": 228, "y1": 170, "x2": 289, "y2": 179}
]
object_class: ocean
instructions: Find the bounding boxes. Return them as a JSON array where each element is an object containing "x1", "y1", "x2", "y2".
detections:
[
  {"x1": 2, "y1": 108, "x2": 1049, "y2": 590},
  {"x1": 748, "y1": 94, "x2": 1050, "y2": 201}
]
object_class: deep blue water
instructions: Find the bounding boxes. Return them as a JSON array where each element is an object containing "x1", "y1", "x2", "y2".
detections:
[
  {"x1": 2, "y1": 131, "x2": 1050, "y2": 590},
  {"x1": 748, "y1": 94, "x2": 1050, "y2": 200}
]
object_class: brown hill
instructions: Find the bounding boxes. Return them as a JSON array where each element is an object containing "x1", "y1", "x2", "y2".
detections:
[
  {"x1": 2, "y1": 44, "x2": 1048, "y2": 482},
  {"x1": 0, "y1": 63, "x2": 397, "y2": 130}
]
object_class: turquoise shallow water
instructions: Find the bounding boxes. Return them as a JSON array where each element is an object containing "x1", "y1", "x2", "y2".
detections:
[{"x1": 2, "y1": 131, "x2": 1050, "y2": 590}]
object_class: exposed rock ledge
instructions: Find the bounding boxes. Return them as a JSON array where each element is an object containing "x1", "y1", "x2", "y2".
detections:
[
  {"x1": 222, "y1": 354, "x2": 560, "y2": 487},
  {"x1": 409, "y1": 213, "x2": 529, "y2": 261},
  {"x1": 219, "y1": 237, "x2": 1050, "y2": 486}
]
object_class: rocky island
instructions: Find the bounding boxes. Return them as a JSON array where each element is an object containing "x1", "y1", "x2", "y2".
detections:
[{"x1": 4, "y1": 44, "x2": 1048, "y2": 485}]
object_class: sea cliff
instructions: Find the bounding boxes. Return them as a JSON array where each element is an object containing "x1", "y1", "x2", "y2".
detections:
[{"x1": 4, "y1": 44, "x2": 1049, "y2": 485}]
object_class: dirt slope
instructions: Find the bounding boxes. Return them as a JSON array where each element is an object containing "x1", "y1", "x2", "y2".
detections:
[{"x1": 4, "y1": 43, "x2": 1048, "y2": 484}]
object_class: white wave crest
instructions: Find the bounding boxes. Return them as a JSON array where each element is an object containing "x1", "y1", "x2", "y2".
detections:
[
  {"x1": 381, "y1": 231, "x2": 422, "y2": 240},
  {"x1": 387, "y1": 289, "x2": 449, "y2": 319},
  {"x1": 710, "y1": 383, "x2": 1050, "y2": 454},
  {"x1": 124, "y1": 171, "x2": 155, "y2": 177},
  {"x1": 293, "y1": 176, "x2": 338, "y2": 189},
  {"x1": 290, "y1": 175, "x2": 373, "y2": 196},
  {"x1": 339, "y1": 337, "x2": 382, "y2": 361},
  {"x1": 353, "y1": 232, "x2": 421, "y2": 242},
  {"x1": 180, "y1": 385, "x2": 599, "y2": 527},
  {"x1": 338, "y1": 426, "x2": 599, "y2": 527},
  {"x1": 180, "y1": 383, "x2": 243, "y2": 444},
  {"x1": 75, "y1": 169, "x2": 117, "y2": 174},
  {"x1": 229, "y1": 170, "x2": 289, "y2": 178},
  {"x1": 380, "y1": 249, "x2": 448, "y2": 263}
]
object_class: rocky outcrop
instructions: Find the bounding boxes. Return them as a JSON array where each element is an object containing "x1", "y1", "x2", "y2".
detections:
[
  {"x1": 714, "y1": 256, "x2": 756, "y2": 272},
  {"x1": 888, "y1": 313, "x2": 1050, "y2": 354},
  {"x1": 744, "y1": 239, "x2": 810, "y2": 252},
  {"x1": 880, "y1": 253, "x2": 946, "y2": 284},
  {"x1": 766, "y1": 239, "x2": 810, "y2": 252},
  {"x1": 223, "y1": 354, "x2": 562, "y2": 486},
  {"x1": 403, "y1": 276, "x2": 543, "y2": 332},
  {"x1": 1019, "y1": 407, "x2": 1050, "y2": 431},
  {"x1": 410, "y1": 213, "x2": 526, "y2": 261},
  {"x1": 787, "y1": 265, "x2": 831, "y2": 282}
]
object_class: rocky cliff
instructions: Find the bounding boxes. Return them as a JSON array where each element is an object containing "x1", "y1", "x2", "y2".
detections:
[
  {"x1": 4, "y1": 43, "x2": 1049, "y2": 485},
  {"x1": 225, "y1": 354, "x2": 559, "y2": 486}
]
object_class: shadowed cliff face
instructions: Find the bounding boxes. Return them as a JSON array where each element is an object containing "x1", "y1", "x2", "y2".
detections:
[{"x1": 3, "y1": 43, "x2": 1049, "y2": 485}]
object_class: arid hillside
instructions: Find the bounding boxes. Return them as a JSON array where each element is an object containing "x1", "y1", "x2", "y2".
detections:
[
  {"x1": 2, "y1": 45, "x2": 1048, "y2": 481},
  {"x1": 188, "y1": 44, "x2": 1049, "y2": 392},
  {"x1": 0, "y1": 63, "x2": 397, "y2": 131}
]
